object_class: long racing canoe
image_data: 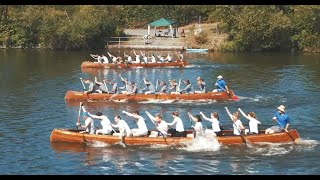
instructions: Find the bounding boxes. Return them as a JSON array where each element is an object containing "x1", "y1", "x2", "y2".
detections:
[
  {"x1": 81, "y1": 60, "x2": 190, "y2": 69},
  {"x1": 50, "y1": 128, "x2": 301, "y2": 146},
  {"x1": 65, "y1": 90, "x2": 239, "y2": 102}
]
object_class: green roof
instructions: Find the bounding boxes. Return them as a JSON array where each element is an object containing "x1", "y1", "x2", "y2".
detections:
[{"x1": 148, "y1": 18, "x2": 177, "y2": 27}]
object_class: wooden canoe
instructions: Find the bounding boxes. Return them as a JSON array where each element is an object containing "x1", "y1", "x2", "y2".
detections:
[
  {"x1": 81, "y1": 60, "x2": 190, "y2": 69},
  {"x1": 50, "y1": 128, "x2": 301, "y2": 146},
  {"x1": 64, "y1": 90, "x2": 239, "y2": 102}
]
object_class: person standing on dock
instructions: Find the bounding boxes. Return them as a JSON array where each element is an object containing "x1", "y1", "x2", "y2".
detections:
[{"x1": 143, "y1": 34, "x2": 149, "y2": 45}]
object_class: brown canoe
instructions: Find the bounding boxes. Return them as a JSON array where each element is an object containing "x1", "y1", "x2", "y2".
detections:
[
  {"x1": 81, "y1": 60, "x2": 190, "y2": 69},
  {"x1": 50, "y1": 128, "x2": 301, "y2": 146},
  {"x1": 64, "y1": 90, "x2": 239, "y2": 102}
]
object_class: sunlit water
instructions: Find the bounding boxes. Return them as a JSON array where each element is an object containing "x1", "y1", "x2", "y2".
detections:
[{"x1": 0, "y1": 49, "x2": 319, "y2": 174}]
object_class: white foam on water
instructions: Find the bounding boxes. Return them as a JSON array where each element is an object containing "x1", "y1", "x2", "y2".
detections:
[
  {"x1": 87, "y1": 141, "x2": 111, "y2": 148},
  {"x1": 179, "y1": 135, "x2": 221, "y2": 152},
  {"x1": 146, "y1": 144, "x2": 173, "y2": 150},
  {"x1": 295, "y1": 138, "x2": 319, "y2": 145},
  {"x1": 248, "y1": 142, "x2": 294, "y2": 156},
  {"x1": 138, "y1": 99, "x2": 176, "y2": 104}
]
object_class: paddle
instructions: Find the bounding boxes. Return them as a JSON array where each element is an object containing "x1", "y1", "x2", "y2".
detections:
[
  {"x1": 80, "y1": 78, "x2": 86, "y2": 90},
  {"x1": 103, "y1": 80, "x2": 109, "y2": 92},
  {"x1": 187, "y1": 112, "x2": 196, "y2": 138},
  {"x1": 177, "y1": 79, "x2": 182, "y2": 92},
  {"x1": 155, "y1": 79, "x2": 159, "y2": 91},
  {"x1": 275, "y1": 119, "x2": 295, "y2": 141},
  {"x1": 225, "y1": 107, "x2": 247, "y2": 144},
  {"x1": 77, "y1": 102, "x2": 82, "y2": 129}
]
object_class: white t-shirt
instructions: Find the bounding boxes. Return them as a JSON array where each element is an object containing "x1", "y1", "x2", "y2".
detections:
[
  {"x1": 85, "y1": 117, "x2": 95, "y2": 134},
  {"x1": 88, "y1": 113, "x2": 113, "y2": 133},
  {"x1": 118, "y1": 120, "x2": 132, "y2": 136},
  {"x1": 233, "y1": 119, "x2": 243, "y2": 135},
  {"x1": 248, "y1": 117, "x2": 261, "y2": 134},
  {"x1": 193, "y1": 122, "x2": 203, "y2": 135},
  {"x1": 136, "y1": 117, "x2": 148, "y2": 133},
  {"x1": 207, "y1": 118, "x2": 221, "y2": 132},
  {"x1": 157, "y1": 120, "x2": 168, "y2": 136},
  {"x1": 167, "y1": 117, "x2": 184, "y2": 132}
]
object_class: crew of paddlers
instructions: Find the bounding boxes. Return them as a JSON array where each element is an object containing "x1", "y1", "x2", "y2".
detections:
[
  {"x1": 76, "y1": 102, "x2": 290, "y2": 141},
  {"x1": 80, "y1": 74, "x2": 230, "y2": 95},
  {"x1": 89, "y1": 49, "x2": 184, "y2": 65}
]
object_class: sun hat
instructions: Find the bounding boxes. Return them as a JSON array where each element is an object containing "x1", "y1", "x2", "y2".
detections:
[
  {"x1": 277, "y1": 105, "x2": 286, "y2": 112},
  {"x1": 217, "y1": 75, "x2": 223, "y2": 79}
]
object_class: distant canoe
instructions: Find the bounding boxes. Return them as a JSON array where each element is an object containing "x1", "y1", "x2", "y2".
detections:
[
  {"x1": 50, "y1": 128, "x2": 301, "y2": 146},
  {"x1": 64, "y1": 90, "x2": 239, "y2": 102},
  {"x1": 186, "y1": 48, "x2": 209, "y2": 53},
  {"x1": 81, "y1": 60, "x2": 190, "y2": 69}
]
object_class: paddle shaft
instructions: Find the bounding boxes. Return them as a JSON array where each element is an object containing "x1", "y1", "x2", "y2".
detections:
[
  {"x1": 103, "y1": 80, "x2": 109, "y2": 92},
  {"x1": 80, "y1": 78, "x2": 86, "y2": 90},
  {"x1": 77, "y1": 102, "x2": 82, "y2": 129},
  {"x1": 275, "y1": 119, "x2": 295, "y2": 141},
  {"x1": 145, "y1": 111, "x2": 166, "y2": 140}
]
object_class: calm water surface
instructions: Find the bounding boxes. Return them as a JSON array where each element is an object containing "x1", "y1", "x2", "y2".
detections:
[{"x1": 0, "y1": 49, "x2": 319, "y2": 175}]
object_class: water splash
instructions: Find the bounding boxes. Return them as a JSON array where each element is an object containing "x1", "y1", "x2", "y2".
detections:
[{"x1": 179, "y1": 135, "x2": 221, "y2": 152}]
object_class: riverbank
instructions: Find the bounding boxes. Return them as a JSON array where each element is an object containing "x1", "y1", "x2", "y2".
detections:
[{"x1": 108, "y1": 23, "x2": 228, "y2": 51}]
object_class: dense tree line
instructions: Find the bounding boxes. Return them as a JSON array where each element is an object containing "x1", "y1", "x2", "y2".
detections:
[{"x1": 0, "y1": 5, "x2": 319, "y2": 52}]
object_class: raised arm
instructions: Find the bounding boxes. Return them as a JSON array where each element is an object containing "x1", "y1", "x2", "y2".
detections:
[
  {"x1": 88, "y1": 112, "x2": 104, "y2": 120},
  {"x1": 122, "y1": 110, "x2": 138, "y2": 120},
  {"x1": 225, "y1": 107, "x2": 233, "y2": 120},
  {"x1": 200, "y1": 112, "x2": 213, "y2": 122},
  {"x1": 145, "y1": 111, "x2": 157, "y2": 124},
  {"x1": 187, "y1": 112, "x2": 197, "y2": 123},
  {"x1": 238, "y1": 108, "x2": 250, "y2": 120},
  {"x1": 111, "y1": 123, "x2": 119, "y2": 128},
  {"x1": 81, "y1": 105, "x2": 87, "y2": 113}
]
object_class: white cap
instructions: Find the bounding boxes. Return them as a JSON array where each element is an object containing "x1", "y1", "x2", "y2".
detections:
[{"x1": 217, "y1": 75, "x2": 223, "y2": 79}]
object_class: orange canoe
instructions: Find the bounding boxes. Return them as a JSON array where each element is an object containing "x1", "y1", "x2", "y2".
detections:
[
  {"x1": 50, "y1": 128, "x2": 301, "y2": 146},
  {"x1": 81, "y1": 60, "x2": 190, "y2": 69},
  {"x1": 64, "y1": 90, "x2": 239, "y2": 102}
]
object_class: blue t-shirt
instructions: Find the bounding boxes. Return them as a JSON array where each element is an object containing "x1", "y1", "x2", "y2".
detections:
[
  {"x1": 274, "y1": 112, "x2": 290, "y2": 128},
  {"x1": 217, "y1": 79, "x2": 227, "y2": 90}
]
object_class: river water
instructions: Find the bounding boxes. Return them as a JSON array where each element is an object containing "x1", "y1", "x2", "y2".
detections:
[{"x1": 0, "y1": 49, "x2": 319, "y2": 175}]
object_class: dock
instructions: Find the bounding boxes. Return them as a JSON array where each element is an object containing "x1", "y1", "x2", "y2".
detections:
[{"x1": 107, "y1": 29, "x2": 186, "y2": 51}]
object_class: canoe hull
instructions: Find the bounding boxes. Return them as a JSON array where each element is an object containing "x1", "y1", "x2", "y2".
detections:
[
  {"x1": 64, "y1": 90, "x2": 238, "y2": 102},
  {"x1": 81, "y1": 60, "x2": 190, "y2": 69},
  {"x1": 50, "y1": 128, "x2": 301, "y2": 145},
  {"x1": 50, "y1": 128, "x2": 192, "y2": 146}
]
